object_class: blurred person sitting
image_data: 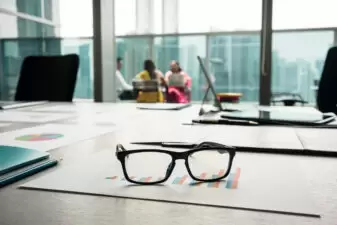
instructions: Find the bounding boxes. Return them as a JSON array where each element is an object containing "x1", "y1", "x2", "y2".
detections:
[
  {"x1": 115, "y1": 57, "x2": 135, "y2": 100},
  {"x1": 165, "y1": 60, "x2": 191, "y2": 103},
  {"x1": 134, "y1": 59, "x2": 166, "y2": 103}
]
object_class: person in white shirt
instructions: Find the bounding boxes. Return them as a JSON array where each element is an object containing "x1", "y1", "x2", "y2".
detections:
[{"x1": 116, "y1": 57, "x2": 135, "y2": 100}]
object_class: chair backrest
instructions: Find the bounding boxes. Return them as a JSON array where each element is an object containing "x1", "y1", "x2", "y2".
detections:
[
  {"x1": 317, "y1": 47, "x2": 337, "y2": 114},
  {"x1": 15, "y1": 54, "x2": 79, "y2": 102},
  {"x1": 132, "y1": 80, "x2": 159, "y2": 92}
]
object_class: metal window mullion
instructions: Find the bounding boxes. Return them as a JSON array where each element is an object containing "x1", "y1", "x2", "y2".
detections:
[
  {"x1": 334, "y1": 29, "x2": 337, "y2": 46},
  {"x1": 259, "y1": 0, "x2": 273, "y2": 106}
]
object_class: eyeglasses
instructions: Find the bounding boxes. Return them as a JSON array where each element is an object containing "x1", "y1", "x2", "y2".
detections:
[{"x1": 115, "y1": 142, "x2": 236, "y2": 185}]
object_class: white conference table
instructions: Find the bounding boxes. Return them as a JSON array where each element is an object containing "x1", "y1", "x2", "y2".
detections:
[{"x1": 0, "y1": 102, "x2": 336, "y2": 225}]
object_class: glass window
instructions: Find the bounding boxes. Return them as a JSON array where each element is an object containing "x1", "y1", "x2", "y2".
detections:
[
  {"x1": 61, "y1": 39, "x2": 93, "y2": 99},
  {"x1": 16, "y1": 0, "x2": 42, "y2": 17},
  {"x1": 1, "y1": 39, "x2": 43, "y2": 100},
  {"x1": 272, "y1": 31, "x2": 334, "y2": 103},
  {"x1": 154, "y1": 36, "x2": 207, "y2": 101},
  {"x1": 209, "y1": 34, "x2": 261, "y2": 102},
  {"x1": 273, "y1": 0, "x2": 337, "y2": 29},
  {"x1": 153, "y1": 0, "x2": 163, "y2": 34},
  {"x1": 17, "y1": 18, "x2": 42, "y2": 37},
  {"x1": 115, "y1": 0, "x2": 136, "y2": 35},
  {"x1": 17, "y1": 18, "x2": 44, "y2": 37},
  {"x1": 178, "y1": 0, "x2": 262, "y2": 33},
  {"x1": 116, "y1": 38, "x2": 152, "y2": 82},
  {"x1": 44, "y1": 0, "x2": 53, "y2": 20},
  {"x1": 0, "y1": 13, "x2": 18, "y2": 38},
  {"x1": 0, "y1": 0, "x2": 17, "y2": 11},
  {"x1": 59, "y1": 0, "x2": 92, "y2": 37},
  {"x1": 44, "y1": 25, "x2": 55, "y2": 36}
]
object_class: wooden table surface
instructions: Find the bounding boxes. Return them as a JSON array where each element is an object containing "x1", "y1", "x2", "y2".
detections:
[{"x1": 1, "y1": 102, "x2": 337, "y2": 225}]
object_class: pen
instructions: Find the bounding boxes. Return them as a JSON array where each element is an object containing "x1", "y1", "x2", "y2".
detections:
[{"x1": 192, "y1": 119, "x2": 259, "y2": 126}]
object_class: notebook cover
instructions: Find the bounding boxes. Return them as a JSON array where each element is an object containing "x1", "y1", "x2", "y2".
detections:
[
  {"x1": 0, "y1": 158, "x2": 58, "y2": 188},
  {"x1": 0, "y1": 146, "x2": 49, "y2": 176}
]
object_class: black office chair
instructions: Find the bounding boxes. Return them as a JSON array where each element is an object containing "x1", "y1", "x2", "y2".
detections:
[
  {"x1": 317, "y1": 47, "x2": 337, "y2": 114},
  {"x1": 271, "y1": 92, "x2": 308, "y2": 106},
  {"x1": 15, "y1": 54, "x2": 79, "y2": 102}
]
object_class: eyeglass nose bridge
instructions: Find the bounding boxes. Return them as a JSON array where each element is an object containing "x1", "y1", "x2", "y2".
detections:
[{"x1": 170, "y1": 151, "x2": 189, "y2": 160}]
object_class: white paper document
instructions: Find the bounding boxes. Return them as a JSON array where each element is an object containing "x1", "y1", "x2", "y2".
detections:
[
  {"x1": 0, "y1": 111, "x2": 73, "y2": 123},
  {"x1": 0, "y1": 123, "x2": 117, "y2": 152},
  {"x1": 21, "y1": 151, "x2": 319, "y2": 217}
]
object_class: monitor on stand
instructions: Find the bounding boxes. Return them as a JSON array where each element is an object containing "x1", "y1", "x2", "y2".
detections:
[{"x1": 197, "y1": 56, "x2": 241, "y2": 114}]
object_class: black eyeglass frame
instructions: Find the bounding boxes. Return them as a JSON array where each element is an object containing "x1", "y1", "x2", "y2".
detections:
[{"x1": 115, "y1": 142, "x2": 236, "y2": 185}]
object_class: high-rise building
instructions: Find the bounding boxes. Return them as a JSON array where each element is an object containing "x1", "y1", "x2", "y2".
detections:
[{"x1": 209, "y1": 35, "x2": 260, "y2": 102}]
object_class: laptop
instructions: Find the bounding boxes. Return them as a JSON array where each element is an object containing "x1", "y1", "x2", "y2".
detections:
[
  {"x1": 221, "y1": 107, "x2": 337, "y2": 126},
  {"x1": 197, "y1": 56, "x2": 243, "y2": 115}
]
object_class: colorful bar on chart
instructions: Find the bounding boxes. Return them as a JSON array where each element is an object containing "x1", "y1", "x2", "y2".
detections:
[
  {"x1": 225, "y1": 168, "x2": 241, "y2": 189},
  {"x1": 173, "y1": 177, "x2": 180, "y2": 184},
  {"x1": 145, "y1": 177, "x2": 152, "y2": 182},
  {"x1": 139, "y1": 177, "x2": 152, "y2": 182},
  {"x1": 208, "y1": 175, "x2": 219, "y2": 188},
  {"x1": 106, "y1": 176, "x2": 118, "y2": 180},
  {"x1": 225, "y1": 173, "x2": 234, "y2": 189},
  {"x1": 191, "y1": 172, "x2": 207, "y2": 186},
  {"x1": 206, "y1": 170, "x2": 225, "y2": 188},
  {"x1": 173, "y1": 175, "x2": 189, "y2": 185},
  {"x1": 231, "y1": 168, "x2": 241, "y2": 189},
  {"x1": 178, "y1": 175, "x2": 189, "y2": 184}
]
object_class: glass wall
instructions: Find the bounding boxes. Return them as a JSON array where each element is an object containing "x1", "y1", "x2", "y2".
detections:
[
  {"x1": 1, "y1": 30, "x2": 335, "y2": 102},
  {"x1": 1, "y1": 0, "x2": 337, "y2": 102}
]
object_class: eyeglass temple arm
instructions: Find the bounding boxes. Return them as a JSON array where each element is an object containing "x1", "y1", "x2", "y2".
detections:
[
  {"x1": 115, "y1": 144, "x2": 127, "y2": 157},
  {"x1": 196, "y1": 142, "x2": 235, "y2": 154},
  {"x1": 198, "y1": 141, "x2": 235, "y2": 149}
]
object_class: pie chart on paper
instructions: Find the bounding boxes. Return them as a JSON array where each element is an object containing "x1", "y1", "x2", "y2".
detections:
[{"x1": 15, "y1": 133, "x2": 64, "y2": 141}]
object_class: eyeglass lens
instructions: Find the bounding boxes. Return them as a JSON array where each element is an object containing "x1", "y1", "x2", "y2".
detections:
[
  {"x1": 187, "y1": 149, "x2": 230, "y2": 180},
  {"x1": 125, "y1": 152, "x2": 172, "y2": 183}
]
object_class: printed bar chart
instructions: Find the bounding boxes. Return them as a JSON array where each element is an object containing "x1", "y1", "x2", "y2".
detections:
[
  {"x1": 173, "y1": 175, "x2": 189, "y2": 185},
  {"x1": 105, "y1": 168, "x2": 241, "y2": 189}
]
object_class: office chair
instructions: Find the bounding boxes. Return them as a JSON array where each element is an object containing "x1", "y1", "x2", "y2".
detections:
[
  {"x1": 317, "y1": 47, "x2": 337, "y2": 114},
  {"x1": 271, "y1": 92, "x2": 308, "y2": 106},
  {"x1": 15, "y1": 54, "x2": 79, "y2": 102},
  {"x1": 132, "y1": 80, "x2": 161, "y2": 103}
]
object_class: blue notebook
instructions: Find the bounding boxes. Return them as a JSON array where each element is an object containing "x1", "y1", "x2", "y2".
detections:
[{"x1": 0, "y1": 146, "x2": 50, "y2": 176}]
